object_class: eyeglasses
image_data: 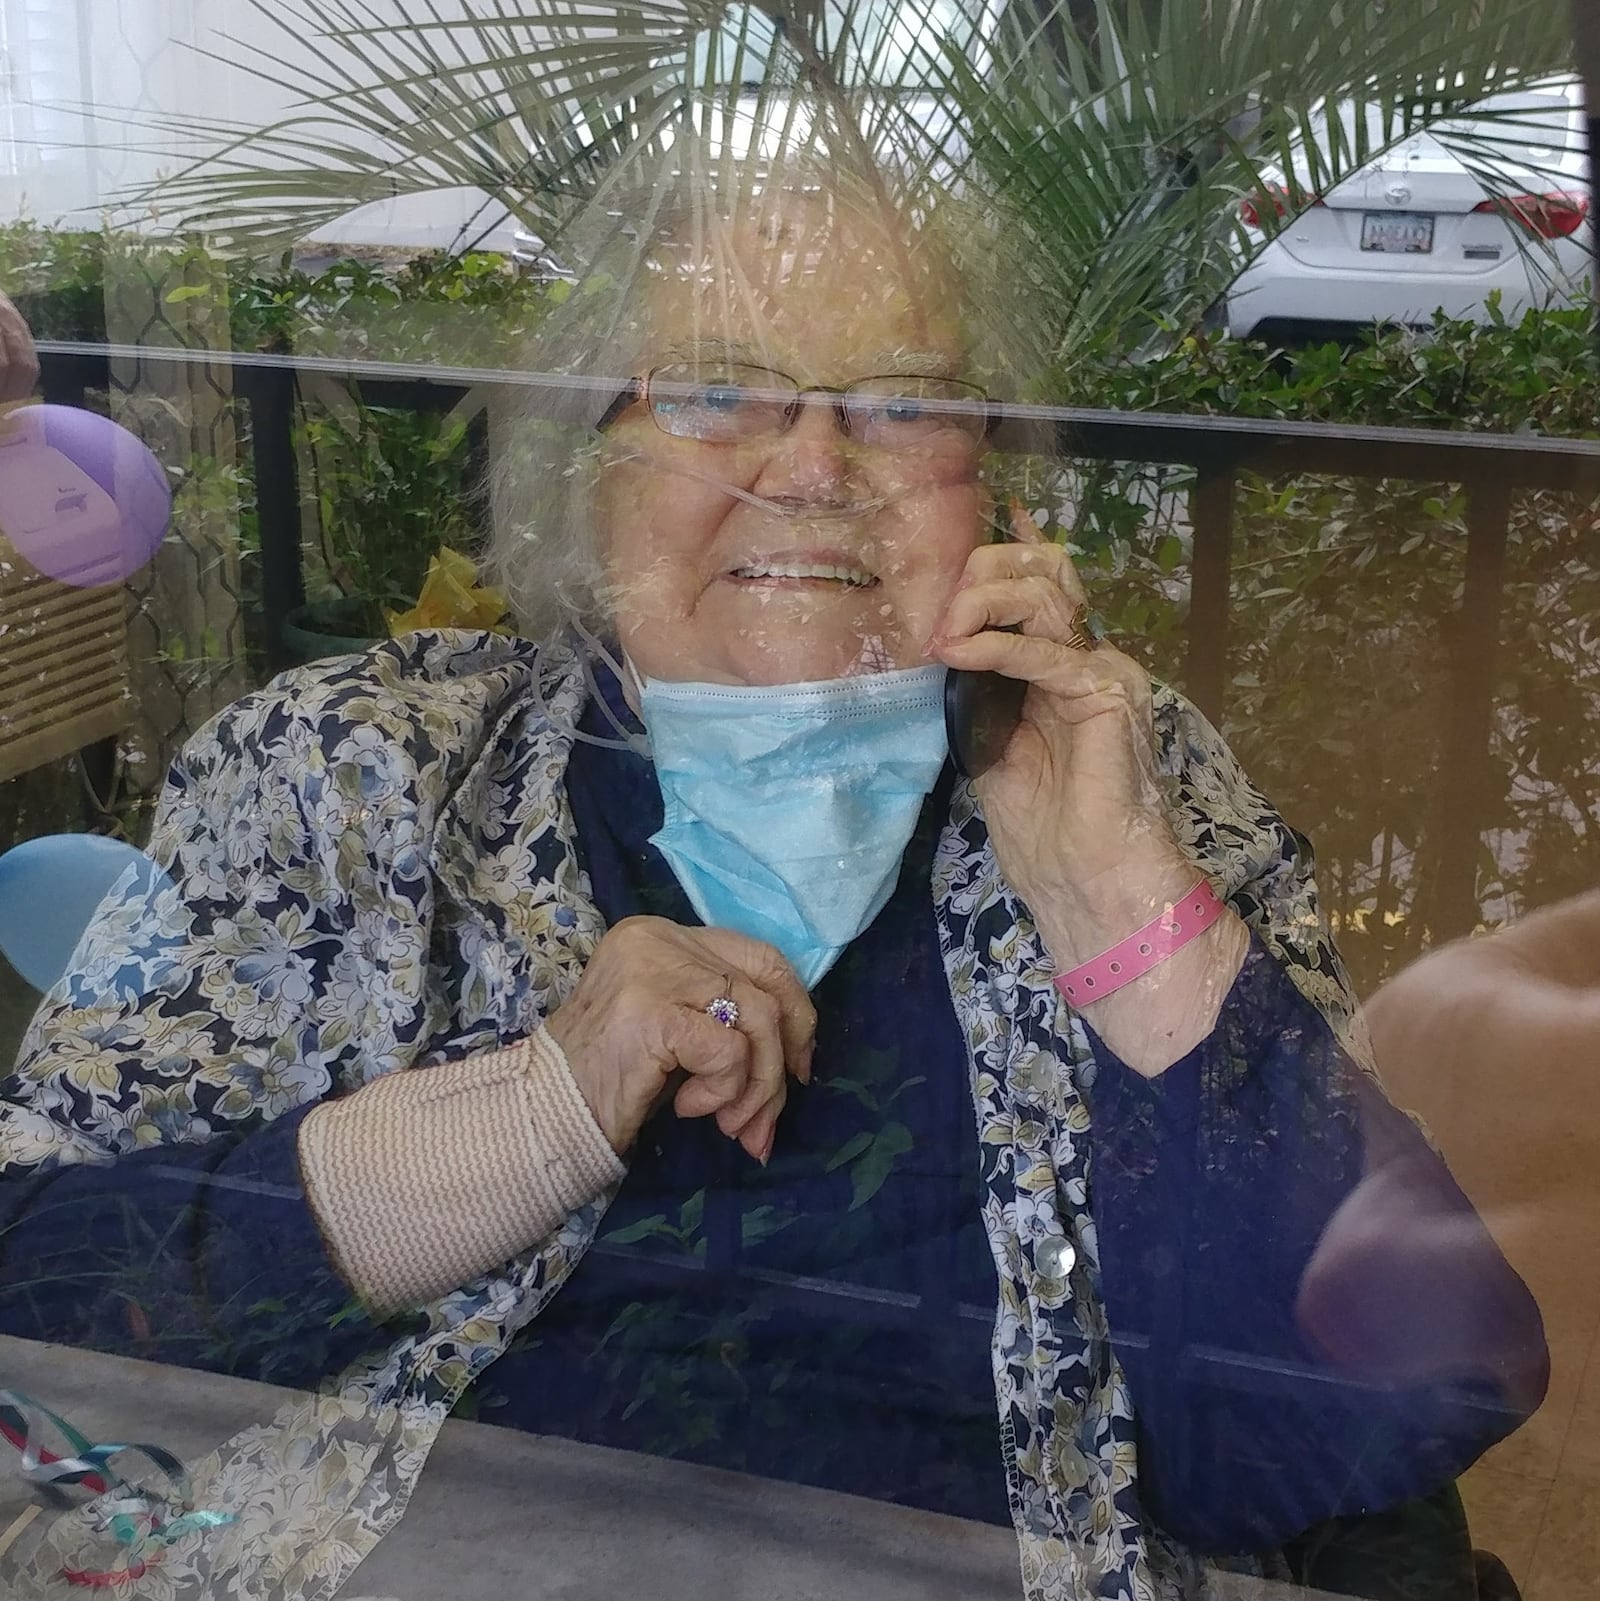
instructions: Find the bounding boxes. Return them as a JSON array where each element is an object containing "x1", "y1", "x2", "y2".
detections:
[{"x1": 595, "y1": 361, "x2": 998, "y2": 449}]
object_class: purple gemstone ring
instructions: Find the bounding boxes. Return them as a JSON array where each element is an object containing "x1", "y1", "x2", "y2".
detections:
[{"x1": 704, "y1": 982, "x2": 740, "y2": 1028}]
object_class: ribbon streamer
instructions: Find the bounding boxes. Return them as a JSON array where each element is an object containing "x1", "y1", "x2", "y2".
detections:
[{"x1": 0, "y1": 1388, "x2": 235, "y2": 1586}]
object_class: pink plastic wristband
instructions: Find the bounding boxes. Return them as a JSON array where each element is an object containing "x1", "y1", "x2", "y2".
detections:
[{"x1": 1053, "y1": 878, "x2": 1224, "y2": 1007}]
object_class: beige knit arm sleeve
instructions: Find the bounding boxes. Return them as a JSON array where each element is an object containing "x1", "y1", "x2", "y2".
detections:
[{"x1": 296, "y1": 1023, "x2": 626, "y2": 1318}]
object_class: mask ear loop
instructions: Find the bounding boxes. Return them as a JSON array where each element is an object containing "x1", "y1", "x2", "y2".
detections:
[{"x1": 561, "y1": 600, "x2": 652, "y2": 757}]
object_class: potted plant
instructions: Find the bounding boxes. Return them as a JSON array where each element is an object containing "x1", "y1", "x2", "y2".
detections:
[{"x1": 282, "y1": 393, "x2": 507, "y2": 660}]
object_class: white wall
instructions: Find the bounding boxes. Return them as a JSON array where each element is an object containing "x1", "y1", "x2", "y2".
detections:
[{"x1": 0, "y1": 0, "x2": 515, "y2": 249}]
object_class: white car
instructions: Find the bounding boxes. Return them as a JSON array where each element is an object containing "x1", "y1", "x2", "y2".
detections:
[{"x1": 1225, "y1": 78, "x2": 1592, "y2": 340}]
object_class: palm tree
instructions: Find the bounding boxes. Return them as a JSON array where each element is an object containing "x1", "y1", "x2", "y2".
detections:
[{"x1": 131, "y1": 0, "x2": 1577, "y2": 368}]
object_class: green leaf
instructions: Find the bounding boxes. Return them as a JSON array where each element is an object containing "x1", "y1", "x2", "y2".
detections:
[
  {"x1": 739, "y1": 1205, "x2": 797, "y2": 1247},
  {"x1": 849, "y1": 1122, "x2": 915, "y2": 1211},
  {"x1": 114, "y1": 0, "x2": 1574, "y2": 352},
  {"x1": 600, "y1": 1212, "x2": 674, "y2": 1246},
  {"x1": 821, "y1": 1075, "x2": 876, "y2": 1110},
  {"x1": 824, "y1": 1130, "x2": 874, "y2": 1173},
  {"x1": 328, "y1": 1298, "x2": 367, "y2": 1328}
]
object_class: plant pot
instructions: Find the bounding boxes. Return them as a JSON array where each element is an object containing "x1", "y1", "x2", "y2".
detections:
[{"x1": 279, "y1": 598, "x2": 382, "y2": 664}]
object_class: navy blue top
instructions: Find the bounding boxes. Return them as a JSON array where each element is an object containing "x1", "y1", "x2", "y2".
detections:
[
  {"x1": 507, "y1": 707, "x2": 1006, "y2": 1521},
  {"x1": 0, "y1": 690, "x2": 1547, "y2": 1555}
]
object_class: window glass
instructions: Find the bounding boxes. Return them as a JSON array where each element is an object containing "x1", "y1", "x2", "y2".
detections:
[{"x1": 0, "y1": 2, "x2": 1593, "y2": 1597}]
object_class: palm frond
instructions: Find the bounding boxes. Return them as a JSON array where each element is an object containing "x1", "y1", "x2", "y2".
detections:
[{"x1": 55, "y1": 0, "x2": 1581, "y2": 360}]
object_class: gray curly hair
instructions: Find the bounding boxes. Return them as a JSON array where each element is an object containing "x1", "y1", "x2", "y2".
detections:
[{"x1": 484, "y1": 146, "x2": 1051, "y2": 642}]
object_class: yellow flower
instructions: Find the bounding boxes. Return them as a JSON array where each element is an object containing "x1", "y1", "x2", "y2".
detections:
[{"x1": 385, "y1": 547, "x2": 509, "y2": 636}]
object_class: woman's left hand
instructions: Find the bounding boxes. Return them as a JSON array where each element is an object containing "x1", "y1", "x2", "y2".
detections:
[
  {"x1": 930, "y1": 502, "x2": 1248, "y2": 1073},
  {"x1": 931, "y1": 501, "x2": 1192, "y2": 950}
]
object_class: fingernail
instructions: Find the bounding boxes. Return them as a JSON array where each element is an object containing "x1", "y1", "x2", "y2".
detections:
[{"x1": 759, "y1": 1126, "x2": 776, "y2": 1165}]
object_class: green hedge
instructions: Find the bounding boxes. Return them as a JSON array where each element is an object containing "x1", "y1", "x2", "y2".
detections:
[{"x1": 0, "y1": 224, "x2": 554, "y2": 357}]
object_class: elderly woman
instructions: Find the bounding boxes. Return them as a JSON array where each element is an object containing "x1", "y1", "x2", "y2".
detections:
[{"x1": 0, "y1": 171, "x2": 1545, "y2": 1600}]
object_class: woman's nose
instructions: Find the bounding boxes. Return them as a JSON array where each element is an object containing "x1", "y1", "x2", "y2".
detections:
[
  {"x1": 788, "y1": 392, "x2": 852, "y2": 445},
  {"x1": 754, "y1": 393, "x2": 854, "y2": 494}
]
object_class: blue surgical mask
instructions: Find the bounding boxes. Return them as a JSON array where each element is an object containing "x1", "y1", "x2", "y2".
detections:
[{"x1": 635, "y1": 664, "x2": 950, "y2": 989}]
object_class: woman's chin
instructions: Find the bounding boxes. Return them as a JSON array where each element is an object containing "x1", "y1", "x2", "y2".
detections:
[
  {"x1": 688, "y1": 589, "x2": 909, "y2": 684},
  {"x1": 723, "y1": 630, "x2": 911, "y2": 684},
  {"x1": 620, "y1": 582, "x2": 927, "y2": 684}
]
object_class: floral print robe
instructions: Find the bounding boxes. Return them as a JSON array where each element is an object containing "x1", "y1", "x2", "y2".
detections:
[{"x1": 0, "y1": 629, "x2": 1371, "y2": 1601}]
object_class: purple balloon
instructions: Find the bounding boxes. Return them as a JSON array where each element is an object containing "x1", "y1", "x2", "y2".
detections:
[{"x1": 0, "y1": 404, "x2": 172, "y2": 587}]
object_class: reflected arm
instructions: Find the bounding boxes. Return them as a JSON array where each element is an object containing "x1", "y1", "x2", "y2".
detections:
[
  {"x1": 1087, "y1": 939, "x2": 1546, "y2": 1554},
  {"x1": 1079, "y1": 694, "x2": 1548, "y2": 1554}
]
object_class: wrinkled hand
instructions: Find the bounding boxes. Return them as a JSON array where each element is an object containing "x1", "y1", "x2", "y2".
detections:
[
  {"x1": 930, "y1": 502, "x2": 1190, "y2": 935},
  {"x1": 0, "y1": 292, "x2": 38, "y2": 405},
  {"x1": 930, "y1": 503, "x2": 1247, "y2": 1073},
  {"x1": 545, "y1": 917, "x2": 815, "y2": 1163}
]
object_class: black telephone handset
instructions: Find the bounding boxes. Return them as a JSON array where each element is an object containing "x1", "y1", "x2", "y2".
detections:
[
  {"x1": 944, "y1": 503, "x2": 1027, "y2": 780},
  {"x1": 944, "y1": 662, "x2": 1026, "y2": 779}
]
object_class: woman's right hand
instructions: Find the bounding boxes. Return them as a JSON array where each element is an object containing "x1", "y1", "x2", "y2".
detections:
[{"x1": 545, "y1": 917, "x2": 816, "y2": 1164}]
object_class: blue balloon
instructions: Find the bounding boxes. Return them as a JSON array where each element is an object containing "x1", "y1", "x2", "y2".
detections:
[{"x1": 0, "y1": 835, "x2": 168, "y2": 992}]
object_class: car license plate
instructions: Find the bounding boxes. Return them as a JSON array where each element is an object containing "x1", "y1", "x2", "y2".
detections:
[{"x1": 1361, "y1": 211, "x2": 1435, "y2": 253}]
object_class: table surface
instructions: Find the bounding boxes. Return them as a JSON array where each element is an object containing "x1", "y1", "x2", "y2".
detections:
[{"x1": 0, "y1": 1334, "x2": 1025, "y2": 1601}]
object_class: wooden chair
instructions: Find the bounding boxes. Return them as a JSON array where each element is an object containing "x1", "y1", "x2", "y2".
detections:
[{"x1": 0, "y1": 540, "x2": 131, "y2": 784}]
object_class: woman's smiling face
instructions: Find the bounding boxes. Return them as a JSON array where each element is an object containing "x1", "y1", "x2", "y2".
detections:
[{"x1": 593, "y1": 203, "x2": 991, "y2": 686}]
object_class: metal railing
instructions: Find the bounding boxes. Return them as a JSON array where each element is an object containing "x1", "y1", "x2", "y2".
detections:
[{"x1": 33, "y1": 339, "x2": 1600, "y2": 946}]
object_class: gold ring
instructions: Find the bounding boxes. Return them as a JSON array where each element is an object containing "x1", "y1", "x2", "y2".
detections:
[{"x1": 1063, "y1": 603, "x2": 1099, "y2": 653}]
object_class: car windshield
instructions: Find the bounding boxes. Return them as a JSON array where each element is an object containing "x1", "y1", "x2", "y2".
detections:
[
  {"x1": 1433, "y1": 88, "x2": 1586, "y2": 172},
  {"x1": 1303, "y1": 85, "x2": 1585, "y2": 177},
  {"x1": 0, "y1": 3, "x2": 1594, "y2": 1599}
]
